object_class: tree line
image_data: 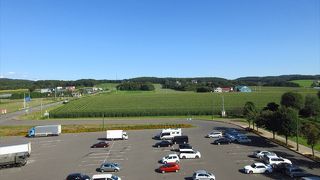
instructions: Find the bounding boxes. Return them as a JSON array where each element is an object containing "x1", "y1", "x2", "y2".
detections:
[
  {"x1": 243, "y1": 91, "x2": 320, "y2": 157},
  {"x1": 1, "y1": 74, "x2": 319, "y2": 90},
  {"x1": 116, "y1": 82, "x2": 155, "y2": 91}
]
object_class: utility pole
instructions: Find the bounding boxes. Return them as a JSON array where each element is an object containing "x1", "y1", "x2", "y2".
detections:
[
  {"x1": 296, "y1": 117, "x2": 299, "y2": 151},
  {"x1": 212, "y1": 92, "x2": 214, "y2": 120}
]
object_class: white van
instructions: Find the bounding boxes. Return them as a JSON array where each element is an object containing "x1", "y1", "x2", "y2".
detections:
[
  {"x1": 92, "y1": 174, "x2": 121, "y2": 180},
  {"x1": 160, "y1": 128, "x2": 182, "y2": 140}
]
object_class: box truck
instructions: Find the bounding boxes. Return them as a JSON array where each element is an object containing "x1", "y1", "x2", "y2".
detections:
[
  {"x1": 106, "y1": 130, "x2": 128, "y2": 140},
  {"x1": 28, "y1": 125, "x2": 61, "y2": 137},
  {"x1": 0, "y1": 142, "x2": 31, "y2": 168},
  {"x1": 0, "y1": 142, "x2": 31, "y2": 157}
]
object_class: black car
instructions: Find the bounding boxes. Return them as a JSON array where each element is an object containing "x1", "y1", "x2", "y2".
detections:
[
  {"x1": 91, "y1": 141, "x2": 110, "y2": 148},
  {"x1": 172, "y1": 135, "x2": 189, "y2": 144},
  {"x1": 273, "y1": 162, "x2": 293, "y2": 173},
  {"x1": 154, "y1": 140, "x2": 173, "y2": 148},
  {"x1": 179, "y1": 143, "x2": 192, "y2": 149},
  {"x1": 212, "y1": 138, "x2": 231, "y2": 145},
  {"x1": 66, "y1": 173, "x2": 90, "y2": 180}
]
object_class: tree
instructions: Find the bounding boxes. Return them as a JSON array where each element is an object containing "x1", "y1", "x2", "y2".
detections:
[
  {"x1": 317, "y1": 91, "x2": 320, "y2": 99},
  {"x1": 276, "y1": 107, "x2": 298, "y2": 146},
  {"x1": 258, "y1": 110, "x2": 279, "y2": 139},
  {"x1": 301, "y1": 95, "x2": 320, "y2": 117},
  {"x1": 263, "y1": 102, "x2": 279, "y2": 112},
  {"x1": 301, "y1": 123, "x2": 320, "y2": 157},
  {"x1": 243, "y1": 102, "x2": 258, "y2": 129},
  {"x1": 281, "y1": 92, "x2": 304, "y2": 110}
]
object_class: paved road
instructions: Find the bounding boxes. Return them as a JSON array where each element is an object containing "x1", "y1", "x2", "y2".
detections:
[
  {"x1": 0, "y1": 119, "x2": 319, "y2": 180},
  {"x1": 0, "y1": 101, "x2": 62, "y2": 124}
]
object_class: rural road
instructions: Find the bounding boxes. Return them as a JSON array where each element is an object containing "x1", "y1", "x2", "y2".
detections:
[{"x1": 0, "y1": 101, "x2": 63, "y2": 125}]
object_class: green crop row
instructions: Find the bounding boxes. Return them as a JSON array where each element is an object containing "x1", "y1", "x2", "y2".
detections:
[{"x1": 50, "y1": 86, "x2": 318, "y2": 118}]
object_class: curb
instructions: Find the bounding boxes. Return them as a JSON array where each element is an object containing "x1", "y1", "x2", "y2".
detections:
[{"x1": 214, "y1": 119, "x2": 320, "y2": 163}]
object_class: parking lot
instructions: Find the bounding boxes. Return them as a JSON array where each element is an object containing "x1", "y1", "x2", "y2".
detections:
[{"x1": 0, "y1": 120, "x2": 319, "y2": 180}]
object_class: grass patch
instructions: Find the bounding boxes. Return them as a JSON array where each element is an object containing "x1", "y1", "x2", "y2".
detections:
[
  {"x1": 290, "y1": 80, "x2": 314, "y2": 87},
  {"x1": 288, "y1": 136, "x2": 320, "y2": 152},
  {"x1": 0, "y1": 123, "x2": 194, "y2": 137}
]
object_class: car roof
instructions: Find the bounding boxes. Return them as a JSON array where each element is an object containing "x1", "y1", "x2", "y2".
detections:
[
  {"x1": 194, "y1": 170, "x2": 209, "y2": 174},
  {"x1": 254, "y1": 162, "x2": 266, "y2": 166},
  {"x1": 92, "y1": 174, "x2": 113, "y2": 178}
]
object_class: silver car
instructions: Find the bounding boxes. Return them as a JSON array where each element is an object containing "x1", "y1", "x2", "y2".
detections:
[
  {"x1": 192, "y1": 170, "x2": 215, "y2": 180},
  {"x1": 100, "y1": 162, "x2": 120, "y2": 172}
]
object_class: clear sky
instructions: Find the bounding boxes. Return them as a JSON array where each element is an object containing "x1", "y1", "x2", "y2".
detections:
[{"x1": 0, "y1": 0, "x2": 319, "y2": 80}]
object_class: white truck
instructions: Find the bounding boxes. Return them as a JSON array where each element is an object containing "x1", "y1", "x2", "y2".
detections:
[
  {"x1": 0, "y1": 142, "x2": 31, "y2": 168},
  {"x1": 106, "y1": 130, "x2": 128, "y2": 140},
  {"x1": 28, "y1": 125, "x2": 61, "y2": 137},
  {"x1": 159, "y1": 128, "x2": 182, "y2": 140}
]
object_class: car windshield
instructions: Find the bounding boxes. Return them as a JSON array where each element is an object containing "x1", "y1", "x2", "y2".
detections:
[
  {"x1": 111, "y1": 175, "x2": 118, "y2": 180},
  {"x1": 251, "y1": 164, "x2": 257, "y2": 168}
]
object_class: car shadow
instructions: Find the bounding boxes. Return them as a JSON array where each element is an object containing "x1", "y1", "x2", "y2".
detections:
[
  {"x1": 95, "y1": 168, "x2": 101, "y2": 172},
  {"x1": 184, "y1": 177, "x2": 193, "y2": 180},
  {"x1": 97, "y1": 138, "x2": 106, "y2": 140}
]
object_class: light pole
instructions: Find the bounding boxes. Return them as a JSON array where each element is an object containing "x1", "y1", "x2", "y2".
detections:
[
  {"x1": 296, "y1": 117, "x2": 299, "y2": 151},
  {"x1": 211, "y1": 91, "x2": 214, "y2": 120}
]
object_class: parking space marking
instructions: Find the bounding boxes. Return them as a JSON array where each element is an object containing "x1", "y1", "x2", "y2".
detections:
[{"x1": 79, "y1": 163, "x2": 101, "y2": 167}]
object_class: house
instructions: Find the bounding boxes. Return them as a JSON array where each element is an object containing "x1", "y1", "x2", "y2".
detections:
[
  {"x1": 222, "y1": 87, "x2": 233, "y2": 92},
  {"x1": 191, "y1": 80, "x2": 198, "y2": 84},
  {"x1": 214, "y1": 87, "x2": 222, "y2": 93},
  {"x1": 214, "y1": 87, "x2": 233, "y2": 93},
  {"x1": 66, "y1": 86, "x2": 76, "y2": 92},
  {"x1": 235, "y1": 86, "x2": 252, "y2": 92},
  {"x1": 40, "y1": 88, "x2": 52, "y2": 93}
]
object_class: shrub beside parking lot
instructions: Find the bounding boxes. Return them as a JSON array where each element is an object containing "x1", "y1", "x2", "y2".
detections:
[{"x1": 0, "y1": 123, "x2": 193, "y2": 136}]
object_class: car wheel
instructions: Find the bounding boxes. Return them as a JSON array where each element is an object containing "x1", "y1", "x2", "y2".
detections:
[
  {"x1": 101, "y1": 169, "x2": 104, "y2": 172},
  {"x1": 182, "y1": 156, "x2": 186, "y2": 159},
  {"x1": 114, "y1": 169, "x2": 119, "y2": 172},
  {"x1": 175, "y1": 169, "x2": 178, "y2": 172},
  {"x1": 249, "y1": 171, "x2": 253, "y2": 174},
  {"x1": 195, "y1": 155, "x2": 199, "y2": 159},
  {"x1": 176, "y1": 160, "x2": 179, "y2": 163},
  {"x1": 164, "y1": 161, "x2": 167, "y2": 164},
  {"x1": 218, "y1": 143, "x2": 220, "y2": 145},
  {"x1": 158, "y1": 145, "x2": 160, "y2": 148},
  {"x1": 162, "y1": 171, "x2": 165, "y2": 174},
  {"x1": 265, "y1": 170, "x2": 271, "y2": 174}
]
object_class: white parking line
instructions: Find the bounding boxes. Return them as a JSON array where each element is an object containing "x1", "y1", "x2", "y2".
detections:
[
  {"x1": 79, "y1": 163, "x2": 101, "y2": 167},
  {"x1": 88, "y1": 156, "x2": 107, "y2": 159}
]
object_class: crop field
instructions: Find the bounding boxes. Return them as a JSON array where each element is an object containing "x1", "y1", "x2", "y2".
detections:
[
  {"x1": 50, "y1": 85, "x2": 318, "y2": 118},
  {"x1": 291, "y1": 79, "x2": 315, "y2": 87}
]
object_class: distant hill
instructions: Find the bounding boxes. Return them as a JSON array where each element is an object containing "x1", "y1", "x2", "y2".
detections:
[{"x1": 1, "y1": 74, "x2": 319, "y2": 90}]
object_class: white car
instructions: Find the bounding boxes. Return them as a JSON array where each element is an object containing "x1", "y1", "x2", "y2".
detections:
[
  {"x1": 192, "y1": 170, "x2": 215, "y2": 180},
  {"x1": 92, "y1": 174, "x2": 121, "y2": 180},
  {"x1": 206, "y1": 131, "x2": 223, "y2": 138},
  {"x1": 253, "y1": 150, "x2": 277, "y2": 159},
  {"x1": 265, "y1": 156, "x2": 292, "y2": 166},
  {"x1": 161, "y1": 154, "x2": 180, "y2": 164},
  {"x1": 244, "y1": 162, "x2": 273, "y2": 174},
  {"x1": 179, "y1": 150, "x2": 201, "y2": 159}
]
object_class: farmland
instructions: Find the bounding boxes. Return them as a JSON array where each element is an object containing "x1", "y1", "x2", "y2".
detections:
[
  {"x1": 291, "y1": 79, "x2": 315, "y2": 87},
  {"x1": 50, "y1": 85, "x2": 318, "y2": 118}
]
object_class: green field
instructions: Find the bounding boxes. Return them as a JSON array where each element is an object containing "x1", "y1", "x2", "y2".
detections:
[
  {"x1": 290, "y1": 80, "x2": 314, "y2": 87},
  {"x1": 0, "y1": 98, "x2": 56, "y2": 113},
  {"x1": 50, "y1": 85, "x2": 318, "y2": 118}
]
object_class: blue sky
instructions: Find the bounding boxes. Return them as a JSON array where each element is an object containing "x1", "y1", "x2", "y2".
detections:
[{"x1": 0, "y1": 0, "x2": 319, "y2": 80}]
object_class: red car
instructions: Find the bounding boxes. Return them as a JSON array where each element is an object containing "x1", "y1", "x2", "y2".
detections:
[
  {"x1": 91, "y1": 141, "x2": 110, "y2": 148},
  {"x1": 158, "y1": 163, "x2": 180, "y2": 173}
]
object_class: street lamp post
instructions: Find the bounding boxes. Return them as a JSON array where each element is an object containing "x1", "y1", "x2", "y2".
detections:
[{"x1": 211, "y1": 92, "x2": 214, "y2": 120}]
